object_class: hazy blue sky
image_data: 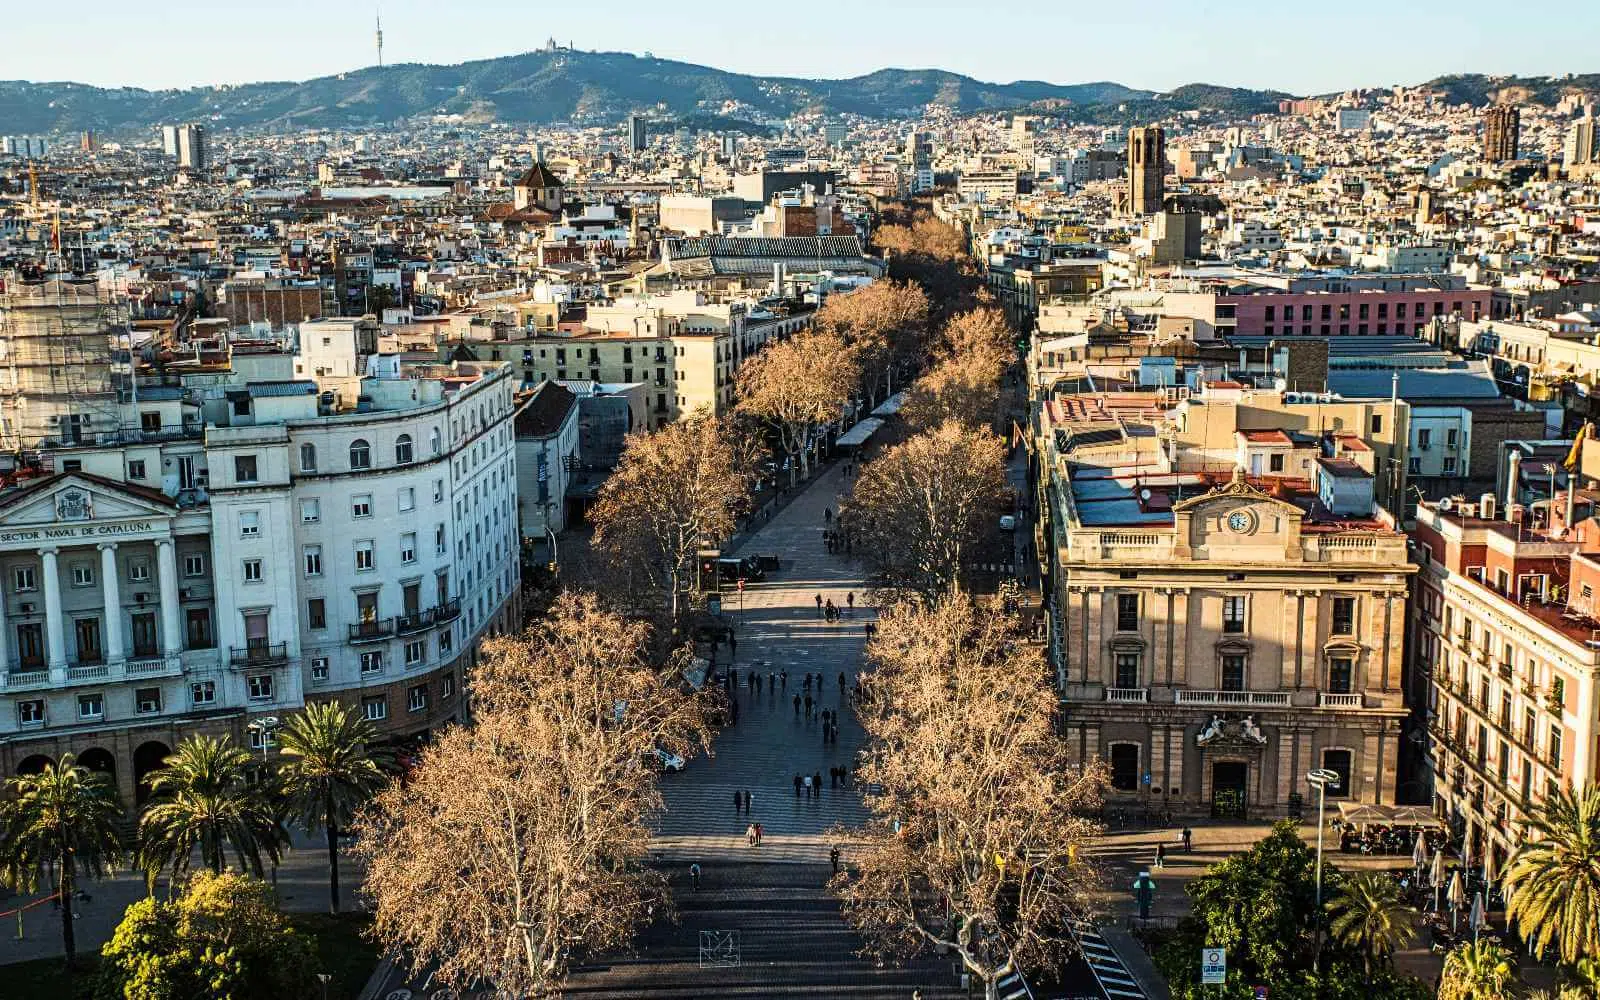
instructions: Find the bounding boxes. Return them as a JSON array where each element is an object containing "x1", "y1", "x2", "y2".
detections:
[{"x1": 10, "y1": 0, "x2": 1597, "y2": 95}]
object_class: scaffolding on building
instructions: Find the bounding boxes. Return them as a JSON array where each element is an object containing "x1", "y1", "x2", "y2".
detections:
[{"x1": 0, "y1": 270, "x2": 131, "y2": 463}]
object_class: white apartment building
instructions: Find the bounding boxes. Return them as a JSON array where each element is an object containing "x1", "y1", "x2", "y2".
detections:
[{"x1": 0, "y1": 320, "x2": 522, "y2": 805}]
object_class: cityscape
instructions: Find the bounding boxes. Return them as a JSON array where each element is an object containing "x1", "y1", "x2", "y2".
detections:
[{"x1": 5, "y1": 11, "x2": 1600, "y2": 1000}]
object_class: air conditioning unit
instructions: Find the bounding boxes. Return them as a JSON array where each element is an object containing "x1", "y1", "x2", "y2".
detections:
[
  {"x1": 17, "y1": 602, "x2": 34, "y2": 615},
  {"x1": 193, "y1": 474, "x2": 209, "y2": 487},
  {"x1": 137, "y1": 695, "x2": 160, "y2": 713},
  {"x1": 179, "y1": 588, "x2": 192, "y2": 600}
]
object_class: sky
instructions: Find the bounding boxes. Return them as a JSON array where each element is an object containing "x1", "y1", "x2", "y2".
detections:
[{"x1": 8, "y1": 0, "x2": 1598, "y2": 96}]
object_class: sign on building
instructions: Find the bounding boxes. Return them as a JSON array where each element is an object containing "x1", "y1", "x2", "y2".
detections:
[{"x1": 1201, "y1": 947, "x2": 1226, "y2": 985}]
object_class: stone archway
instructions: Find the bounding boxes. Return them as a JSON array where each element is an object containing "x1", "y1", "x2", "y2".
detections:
[
  {"x1": 133, "y1": 740, "x2": 172, "y2": 808},
  {"x1": 16, "y1": 754, "x2": 52, "y2": 776},
  {"x1": 78, "y1": 746, "x2": 117, "y2": 783}
]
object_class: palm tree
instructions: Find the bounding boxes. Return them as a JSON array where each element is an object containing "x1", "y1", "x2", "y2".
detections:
[
  {"x1": 275, "y1": 701, "x2": 393, "y2": 913},
  {"x1": 1326, "y1": 870, "x2": 1420, "y2": 971},
  {"x1": 1505, "y1": 785, "x2": 1600, "y2": 966},
  {"x1": 0, "y1": 754, "x2": 126, "y2": 971},
  {"x1": 1438, "y1": 940, "x2": 1516, "y2": 1000},
  {"x1": 138, "y1": 734, "x2": 285, "y2": 879}
]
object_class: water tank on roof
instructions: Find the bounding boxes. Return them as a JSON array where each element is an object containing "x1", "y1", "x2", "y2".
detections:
[{"x1": 1480, "y1": 494, "x2": 1497, "y2": 521}]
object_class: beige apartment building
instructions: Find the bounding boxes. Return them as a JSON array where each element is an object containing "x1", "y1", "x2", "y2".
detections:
[
  {"x1": 1412, "y1": 493, "x2": 1600, "y2": 874},
  {"x1": 1040, "y1": 394, "x2": 1413, "y2": 819}
]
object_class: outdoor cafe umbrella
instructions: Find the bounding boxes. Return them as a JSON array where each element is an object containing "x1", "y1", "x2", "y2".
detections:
[
  {"x1": 1469, "y1": 890, "x2": 1486, "y2": 943},
  {"x1": 1413, "y1": 832, "x2": 1431, "y2": 883},
  {"x1": 1481, "y1": 848, "x2": 1497, "y2": 889},
  {"x1": 1448, "y1": 870, "x2": 1467, "y2": 934},
  {"x1": 1431, "y1": 850, "x2": 1447, "y2": 911}
]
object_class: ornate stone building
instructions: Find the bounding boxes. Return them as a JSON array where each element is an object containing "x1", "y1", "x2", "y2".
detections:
[{"x1": 1041, "y1": 416, "x2": 1413, "y2": 819}]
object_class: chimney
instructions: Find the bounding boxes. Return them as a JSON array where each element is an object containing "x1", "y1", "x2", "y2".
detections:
[{"x1": 1506, "y1": 449, "x2": 1522, "y2": 517}]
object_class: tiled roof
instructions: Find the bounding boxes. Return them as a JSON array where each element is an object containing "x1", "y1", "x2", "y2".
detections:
[{"x1": 515, "y1": 381, "x2": 578, "y2": 438}]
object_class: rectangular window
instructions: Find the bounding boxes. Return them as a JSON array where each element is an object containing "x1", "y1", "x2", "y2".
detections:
[
  {"x1": 355, "y1": 541, "x2": 375, "y2": 572},
  {"x1": 362, "y1": 696, "x2": 388, "y2": 722},
  {"x1": 1114, "y1": 653, "x2": 1139, "y2": 688},
  {"x1": 433, "y1": 479, "x2": 444, "y2": 503},
  {"x1": 310, "y1": 657, "x2": 329, "y2": 682},
  {"x1": 239, "y1": 510, "x2": 260, "y2": 537},
  {"x1": 405, "y1": 639, "x2": 425, "y2": 665},
  {"x1": 303, "y1": 545, "x2": 322, "y2": 577},
  {"x1": 360, "y1": 650, "x2": 384, "y2": 675},
  {"x1": 127, "y1": 560, "x2": 150, "y2": 583},
  {"x1": 399, "y1": 487, "x2": 415, "y2": 512},
  {"x1": 1550, "y1": 727, "x2": 1564, "y2": 767},
  {"x1": 128, "y1": 459, "x2": 146, "y2": 480},
  {"x1": 71, "y1": 563, "x2": 94, "y2": 587},
  {"x1": 1269, "y1": 453, "x2": 1284, "y2": 472},
  {"x1": 1221, "y1": 654, "x2": 1246, "y2": 691},
  {"x1": 1331, "y1": 597, "x2": 1356, "y2": 635},
  {"x1": 183, "y1": 553, "x2": 205, "y2": 577},
  {"x1": 351, "y1": 494, "x2": 372, "y2": 518},
  {"x1": 439, "y1": 628, "x2": 453, "y2": 655},
  {"x1": 408, "y1": 684, "x2": 428, "y2": 713},
  {"x1": 242, "y1": 559, "x2": 263, "y2": 582},
  {"x1": 301, "y1": 498, "x2": 321, "y2": 523},
  {"x1": 190, "y1": 680, "x2": 216, "y2": 705},
  {"x1": 185, "y1": 608, "x2": 213, "y2": 649},
  {"x1": 234, "y1": 455, "x2": 258, "y2": 483},
  {"x1": 135, "y1": 687, "x2": 161, "y2": 714},
  {"x1": 436, "y1": 524, "x2": 447, "y2": 554},
  {"x1": 441, "y1": 673, "x2": 456, "y2": 698},
  {"x1": 1328, "y1": 657, "x2": 1353, "y2": 694},
  {"x1": 307, "y1": 598, "x2": 326, "y2": 630},
  {"x1": 1116, "y1": 593, "x2": 1139, "y2": 632},
  {"x1": 18, "y1": 699, "x2": 44, "y2": 725},
  {"x1": 78, "y1": 694, "x2": 104, "y2": 720},
  {"x1": 13, "y1": 566, "x2": 36, "y2": 592},
  {"x1": 247, "y1": 674, "x2": 273, "y2": 700},
  {"x1": 400, "y1": 532, "x2": 417, "y2": 564},
  {"x1": 1222, "y1": 596, "x2": 1246, "y2": 634}
]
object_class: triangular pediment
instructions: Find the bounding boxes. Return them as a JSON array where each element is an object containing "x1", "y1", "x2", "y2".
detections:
[
  {"x1": 0, "y1": 473, "x2": 177, "y2": 528},
  {"x1": 1170, "y1": 466, "x2": 1302, "y2": 518}
]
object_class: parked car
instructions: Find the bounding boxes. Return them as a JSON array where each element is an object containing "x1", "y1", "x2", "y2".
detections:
[{"x1": 649, "y1": 748, "x2": 685, "y2": 772}]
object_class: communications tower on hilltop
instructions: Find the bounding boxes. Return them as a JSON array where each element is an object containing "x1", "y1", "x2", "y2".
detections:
[{"x1": 375, "y1": 9, "x2": 384, "y2": 68}]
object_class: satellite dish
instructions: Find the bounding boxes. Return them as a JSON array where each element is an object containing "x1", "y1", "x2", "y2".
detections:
[
  {"x1": 1139, "y1": 488, "x2": 1153, "y2": 502},
  {"x1": 1439, "y1": 497, "x2": 1454, "y2": 511}
]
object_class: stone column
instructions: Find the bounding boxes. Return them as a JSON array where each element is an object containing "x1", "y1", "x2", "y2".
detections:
[
  {"x1": 1084, "y1": 589, "x2": 1105, "y2": 686},
  {"x1": 1170, "y1": 589, "x2": 1190, "y2": 687},
  {"x1": 40, "y1": 547, "x2": 66, "y2": 675},
  {"x1": 1299, "y1": 590, "x2": 1321, "y2": 689},
  {"x1": 156, "y1": 539, "x2": 183, "y2": 657},
  {"x1": 0, "y1": 570, "x2": 9, "y2": 677},
  {"x1": 98, "y1": 543, "x2": 124, "y2": 664},
  {"x1": 1281, "y1": 590, "x2": 1302, "y2": 689}
]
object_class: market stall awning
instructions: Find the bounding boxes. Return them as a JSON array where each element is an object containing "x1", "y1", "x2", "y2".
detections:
[{"x1": 836, "y1": 417, "x2": 885, "y2": 449}]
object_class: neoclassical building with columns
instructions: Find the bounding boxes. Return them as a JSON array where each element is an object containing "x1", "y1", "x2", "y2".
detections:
[
  {"x1": 1038, "y1": 410, "x2": 1414, "y2": 819},
  {"x1": 0, "y1": 338, "x2": 523, "y2": 807}
]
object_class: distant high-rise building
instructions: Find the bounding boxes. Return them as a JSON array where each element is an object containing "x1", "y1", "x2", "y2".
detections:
[
  {"x1": 1483, "y1": 105, "x2": 1520, "y2": 163},
  {"x1": 627, "y1": 115, "x2": 648, "y2": 152},
  {"x1": 79, "y1": 131, "x2": 96, "y2": 153},
  {"x1": 160, "y1": 125, "x2": 180, "y2": 158},
  {"x1": 1565, "y1": 113, "x2": 1599, "y2": 176},
  {"x1": 176, "y1": 124, "x2": 208, "y2": 172},
  {"x1": 1, "y1": 136, "x2": 48, "y2": 158},
  {"x1": 720, "y1": 134, "x2": 737, "y2": 159},
  {"x1": 1128, "y1": 126, "x2": 1165, "y2": 216}
]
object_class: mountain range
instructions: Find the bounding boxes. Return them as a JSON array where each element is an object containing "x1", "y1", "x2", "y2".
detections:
[
  {"x1": 0, "y1": 49, "x2": 1283, "y2": 134},
  {"x1": 0, "y1": 50, "x2": 1592, "y2": 136}
]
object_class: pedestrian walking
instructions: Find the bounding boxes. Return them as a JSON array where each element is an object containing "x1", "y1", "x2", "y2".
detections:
[
  {"x1": 815, "y1": 593, "x2": 823, "y2": 617},
  {"x1": 729, "y1": 698, "x2": 739, "y2": 726},
  {"x1": 1155, "y1": 843, "x2": 1166, "y2": 869},
  {"x1": 813, "y1": 770, "x2": 823, "y2": 796},
  {"x1": 838, "y1": 671, "x2": 846, "y2": 693},
  {"x1": 803, "y1": 673, "x2": 812, "y2": 691},
  {"x1": 838, "y1": 763, "x2": 849, "y2": 786},
  {"x1": 793, "y1": 694, "x2": 801, "y2": 717},
  {"x1": 804, "y1": 694, "x2": 813, "y2": 717},
  {"x1": 1182, "y1": 826, "x2": 1193, "y2": 853},
  {"x1": 846, "y1": 592, "x2": 855, "y2": 614},
  {"x1": 803, "y1": 774, "x2": 813, "y2": 797},
  {"x1": 747, "y1": 823, "x2": 758, "y2": 847},
  {"x1": 730, "y1": 633, "x2": 738, "y2": 659},
  {"x1": 690, "y1": 863, "x2": 701, "y2": 891},
  {"x1": 780, "y1": 669, "x2": 788, "y2": 690},
  {"x1": 830, "y1": 722, "x2": 839, "y2": 744},
  {"x1": 768, "y1": 670, "x2": 775, "y2": 691},
  {"x1": 794, "y1": 774, "x2": 802, "y2": 798},
  {"x1": 733, "y1": 790, "x2": 743, "y2": 815},
  {"x1": 746, "y1": 791, "x2": 753, "y2": 814},
  {"x1": 728, "y1": 667, "x2": 737, "y2": 690},
  {"x1": 831, "y1": 846, "x2": 842, "y2": 873},
  {"x1": 824, "y1": 507, "x2": 832, "y2": 524},
  {"x1": 754, "y1": 823, "x2": 763, "y2": 846}
]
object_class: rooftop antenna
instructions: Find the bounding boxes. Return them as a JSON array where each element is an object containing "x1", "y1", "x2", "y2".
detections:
[{"x1": 375, "y1": 6, "x2": 384, "y2": 68}]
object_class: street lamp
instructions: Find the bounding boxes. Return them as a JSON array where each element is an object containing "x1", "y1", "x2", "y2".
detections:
[
  {"x1": 1306, "y1": 768, "x2": 1340, "y2": 908},
  {"x1": 247, "y1": 716, "x2": 282, "y2": 889}
]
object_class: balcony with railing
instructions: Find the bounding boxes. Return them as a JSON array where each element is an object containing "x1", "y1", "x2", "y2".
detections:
[
  {"x1": 396, "y1": 610, "x2": 433, "y2": 636},
  {"x1": 349, "y1": 618, "x2": 395, "y2": 643},
  {"x1": 1174, "y1": 689, "x2": 1292, "y2": 707},
  {"x1": 1317, "y1": 693, "x2": 1365, "y2": 709},
  {"x1": 434, "y1": 598, "x2": 462, "y2": 624},
  {"x1": 1104, "y1": 687, "x2": 1149, "y2": 703},
  {"x1": 230, "y1": 641, "x2": 289, "y2": 668}
]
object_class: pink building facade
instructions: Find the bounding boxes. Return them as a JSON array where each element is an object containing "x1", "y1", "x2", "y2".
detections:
[{"x1": 1220, "y1": 286, "x2": 1490, "y2": 338}]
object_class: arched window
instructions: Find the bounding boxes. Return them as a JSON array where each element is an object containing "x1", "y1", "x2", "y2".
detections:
[
  {"x1": 429, "y1": 426, "x2": 441, "y2": 455},
  {"x1": 349, "y1": 439, "x2": 371, "y2": 470},
  {"x1": 299, "y1": 442, "x2": 317, "y2": 473},
  {"x1": 395, "y1": 434, "x2": 414, "y2": 465}
]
